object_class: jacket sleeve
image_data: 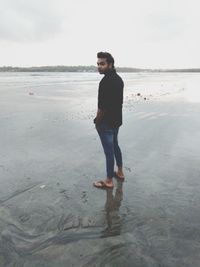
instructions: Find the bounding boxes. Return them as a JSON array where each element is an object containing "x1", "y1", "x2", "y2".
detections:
[{"x1": 97, "y1": 82, "x2": 106, "y2": 110}]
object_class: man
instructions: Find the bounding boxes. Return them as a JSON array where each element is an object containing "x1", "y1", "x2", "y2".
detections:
[{"x1": 93, "y1": 52, "x2": 125, "y2": 189}]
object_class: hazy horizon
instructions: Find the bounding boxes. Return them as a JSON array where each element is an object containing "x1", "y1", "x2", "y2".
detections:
[{"x1": 0, "y1": 65, "x2": 200, "y2": 70}]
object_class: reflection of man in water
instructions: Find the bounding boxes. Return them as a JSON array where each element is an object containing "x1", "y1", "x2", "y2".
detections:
[
  {"x1": 93, "y1": 52, "x2": 125, "y2": 189},
  {"x1": 101, "y1": 180, "x2": 123, "y2": 237}
]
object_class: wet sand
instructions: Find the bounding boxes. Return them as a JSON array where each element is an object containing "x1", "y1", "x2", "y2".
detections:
[{"x1": 0, "y1": 73, "x2": 200, "y2": 266}]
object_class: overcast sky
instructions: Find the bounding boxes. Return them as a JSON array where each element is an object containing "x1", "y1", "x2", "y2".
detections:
[{"x1": 0, "y1": 0, "x2": 199, "y2": 68}]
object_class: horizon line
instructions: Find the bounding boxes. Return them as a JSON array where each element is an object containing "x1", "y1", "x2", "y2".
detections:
[{"x1": 0, "y1": 65, "x2": 200, "y2": 70}]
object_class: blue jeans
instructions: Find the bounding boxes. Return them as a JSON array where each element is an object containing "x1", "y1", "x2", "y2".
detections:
[{"x1": 96, "y1": 121, "x2": 123, "y2": 178}]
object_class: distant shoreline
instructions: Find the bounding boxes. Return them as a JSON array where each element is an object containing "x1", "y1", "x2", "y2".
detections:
[{"x1": 0, "y1": 65, "x2": 200, "y2": 73}]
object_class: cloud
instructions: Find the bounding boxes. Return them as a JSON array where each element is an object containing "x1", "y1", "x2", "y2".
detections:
[
  {"x1": 0, "y1": 0, "x2": 66, "y2": 42},
  {"x1": 145, "y1": 14, "x2": 185, "y2": 42},
  {"x1": 0, "y1": 0, "x2": 199, "y2": 68}
]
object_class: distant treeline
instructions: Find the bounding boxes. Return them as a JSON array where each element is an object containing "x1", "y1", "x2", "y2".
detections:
[{"x1": 0, "y1": 65, "x2": 200, "y2": 72}]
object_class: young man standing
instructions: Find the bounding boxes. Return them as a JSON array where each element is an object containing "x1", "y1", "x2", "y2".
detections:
[{"x1": 93, "y1": 52, "x2": 125, "y2": 189}]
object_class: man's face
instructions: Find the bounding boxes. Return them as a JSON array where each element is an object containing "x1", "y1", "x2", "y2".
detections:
[{"x1": 97, "y1": 58, "x2": 112, "y2": 74}]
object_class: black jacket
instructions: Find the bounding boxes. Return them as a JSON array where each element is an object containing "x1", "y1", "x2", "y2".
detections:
[{"x1": 94, "y1": 68, "x2": 124, "y2": 128}]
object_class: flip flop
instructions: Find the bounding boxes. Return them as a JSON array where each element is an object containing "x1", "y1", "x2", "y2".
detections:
[
  {"x1": 93, "y1": 181, "x2": 114, "y2": 189},
  {"x1": 114, "y1": 171, "x2": 125, "y2": 180}
]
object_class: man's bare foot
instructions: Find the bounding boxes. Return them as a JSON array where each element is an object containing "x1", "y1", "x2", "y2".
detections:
[
  {"x1": 114, "y1": 167, "x2": 125, "y2": 179},
  {"x1": 93, "y1": 178, "x2": 114, "y2": 189},
  {"x1": 105, "y1": 178, "x2": 114, "y2": 187}
]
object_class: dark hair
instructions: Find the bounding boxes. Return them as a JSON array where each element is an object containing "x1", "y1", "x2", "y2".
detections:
[{"x1": 97, "y1": 52, "x2": 115, "y2": 68}]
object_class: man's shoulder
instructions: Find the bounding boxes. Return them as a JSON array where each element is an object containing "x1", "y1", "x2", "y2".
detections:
[
  {"x1": 114, "y1": 72, "x2": 124, "y2": 87},
  {"x1": 99, "y1": 72, "x2": 124, "y2": 87},
  {"x1": 117, "y1": 72, "x2": 124, "y2": 81},
  {"x1": 99, "y1": 76, "x2": 106, "y2": 89},
  {"x1": 99, "y1": 75, "x2": 106, "y2": 84}
]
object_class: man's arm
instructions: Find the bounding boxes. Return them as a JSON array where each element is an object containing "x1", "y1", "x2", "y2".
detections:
[
  {"x1": 94, "y1": 79, "x2": 108, "y2": 125},
  {"x1": 94, "y1": 108, "x2": 105, "y2": 124}
]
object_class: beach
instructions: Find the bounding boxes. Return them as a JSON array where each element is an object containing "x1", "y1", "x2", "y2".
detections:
[{"x1": 0, "y1": 72, "x2": 200, "y2": 267}]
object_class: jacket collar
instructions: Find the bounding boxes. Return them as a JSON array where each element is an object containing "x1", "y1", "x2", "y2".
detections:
[{"x1": 104, "y1": 68, "x2": 116, "y2": 76}]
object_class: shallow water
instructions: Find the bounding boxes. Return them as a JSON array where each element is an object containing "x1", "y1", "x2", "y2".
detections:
[{"x1": 0, "y1": 72, "x2": 200, "y2": 266}]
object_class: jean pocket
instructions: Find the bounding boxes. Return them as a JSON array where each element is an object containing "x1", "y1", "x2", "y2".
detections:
[
  {"x1": 97, "y1": 122, "x2": 109, "y2": 131},
  {"x1": 103, "y1": 125, "x2": 113, "y2": 132}
]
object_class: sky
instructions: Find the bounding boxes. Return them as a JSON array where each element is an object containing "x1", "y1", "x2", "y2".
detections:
[{"x1": 0, "y1": 0, "x2": 199, "y2": 68}]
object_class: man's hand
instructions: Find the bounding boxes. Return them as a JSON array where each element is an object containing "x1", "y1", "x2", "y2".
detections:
[
  {"x1": 94, "y1": 118, "x2": 100, "y2": 130},
  {"x1": 95, "y1": 122, "x2": 101, "y2": 131},
  {"x1": 94, "y1": 108, "x2": 105, "y2": 123},
  {"x1": 93, "y1": 108, "x2": 105, "y2": 130}
]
